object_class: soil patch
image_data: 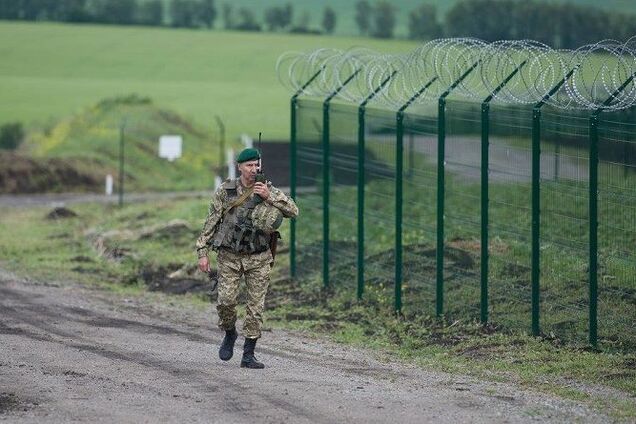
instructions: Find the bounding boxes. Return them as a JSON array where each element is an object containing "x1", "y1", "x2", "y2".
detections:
[
  {"x1": 0, "y1": 393, "x2": 23, "y2": 414},
  {"x1": 46, "y1": 206, "x2": 78, "y2": 220},
  {"x1": 139, "y1": 263, "x2": 213, "y2": 295},
  {"x1": 0, "y1": 152, "x2": 101, "y2": 194}
]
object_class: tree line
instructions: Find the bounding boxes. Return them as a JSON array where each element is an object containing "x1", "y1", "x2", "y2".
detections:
[
  {"x1": 0, "y1": 0, "x2": 634, "y2": 48},
  {"x1": 0, "y1": 0, "x2": 337, "y2": 33}
]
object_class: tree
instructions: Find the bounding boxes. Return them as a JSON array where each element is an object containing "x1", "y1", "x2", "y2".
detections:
[
  {"x1": 138, "y1": 0, "x2": 163, "y2": 26},
  {"x1": 371, "y1": 1, "x2": 395, "y2": 39},
  {"x1": 263, "y1": 3, "x2": 292, "y2": 31},
  {"x1": 289, "y1": 10, "x2": 314, "y2": 34},
  {"x1": 16, "y1": 0, "x2": 55, "y2": 21},
  {"x1": 408, "y1": 4, "x2": 441, "y2": 40},
  {"x1": 235, "y1": 7, "x2": 260, "y2": 31},
  {"x1": 322, "y1": 6, "x2": 336, "y2": 34},
  {"x1": 444, "y1": 0, "x2": 511, "y2": 41},
  {"x1": 0, "y1": 122, "x2": 24, "y2": 150},
  {"x1": 170, "y1": 0, "x2": 197, "y2": 28},
  {"x1": 58, "y1": 0, "x2": 91, "y2": 22},
  {"x1": 264, "y1": 7, "x2": 280, "y2": 31},
  {"x1": 355, "y1": 0, "x2": 371, "y2": 35},
  {"x1": 0, "y1": 0, "x2": 21, "y2": 19},
  {"x1": 221, "y1": 3, "x2": 233, "y2": 29},
  {"x1": 199, "y1": 0, "x2": 216, "y2": 28},
  {"x1": 93, "y1": 0, "x2": 138, "y2": 25}
]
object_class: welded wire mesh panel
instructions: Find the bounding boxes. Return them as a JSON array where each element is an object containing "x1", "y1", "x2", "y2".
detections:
[
  {"x1": 597, "y1": 110, "x2": 636, "y2": 351},
  {"x1": 363, "y1": 107, "x2": 397, "y2": 290},
  {"x1": 444, "y1": 99, "x2": 482, "y2": 319},
  {"x1": 488, "y1": 104, "x2": 534, "y2": 332},
  {"x1": 295, "y1": 98, "x2": 324, "y2": 278},
  {"x1": 401, "y1": 111, "x2": 438, "y2": 317},
  {"x1": 540, "y1": 108, "x2": 590, "y2": 345},
  {"x1": 328, "y1": 103, "x2": 359, "y2": 286},
  {"x1": 283, "y1": 37, "x2": 636, "y2": 349}
]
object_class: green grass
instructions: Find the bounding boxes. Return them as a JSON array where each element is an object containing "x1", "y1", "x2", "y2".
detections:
[
  {"x1": 0, "y1": 21, "x2": 417, "y2": 140},
  {"x1": 0, "y1": 193, "x2": 634, "y2": 419}
]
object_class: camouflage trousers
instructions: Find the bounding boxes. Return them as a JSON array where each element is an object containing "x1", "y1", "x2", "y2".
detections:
[{"x1": 216, "y1": 248, "x2": 273, "y2": 339}]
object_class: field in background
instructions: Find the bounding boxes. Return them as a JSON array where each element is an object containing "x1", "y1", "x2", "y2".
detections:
[{"x1": 0, "y1": 22, "x2": 416, "y2": 141}]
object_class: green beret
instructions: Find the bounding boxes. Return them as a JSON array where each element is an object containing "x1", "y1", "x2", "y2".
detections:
[{"x1": 236, "y1": 148, "x2": 261, "y2": 163}]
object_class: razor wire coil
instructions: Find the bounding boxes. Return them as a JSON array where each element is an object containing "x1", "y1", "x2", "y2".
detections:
[{"x1": 276, "y1": 37, "x2": 636, "y2": 111}]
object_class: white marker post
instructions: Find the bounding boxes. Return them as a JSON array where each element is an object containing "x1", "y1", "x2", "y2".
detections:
[
  {"x1": 227, "y1": 148, "x2": 236, "y2": 180},
  {"x1": 105, "y1": 174, "x2": 113, "y2": 196},
  {"x1": 240, "y1": 133, "x2": 253, "y2": 148}
]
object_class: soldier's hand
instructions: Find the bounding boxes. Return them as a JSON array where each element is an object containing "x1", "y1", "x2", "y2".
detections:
[
  {"x1": 198, "y1": 256, "x2": 210, "y2": 273},
  {"x1": 253, "y1": 182, "x2": 270, "y2": 200}
]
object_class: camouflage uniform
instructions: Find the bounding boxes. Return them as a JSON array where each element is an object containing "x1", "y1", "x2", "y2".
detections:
[{"x1": 196, "y1": 178, "x2": 298, "y2": 339}]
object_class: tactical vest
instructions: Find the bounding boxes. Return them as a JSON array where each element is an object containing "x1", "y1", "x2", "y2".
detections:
[{"x1": 211, "y1": 180, "x2": 273, "y2": 254}]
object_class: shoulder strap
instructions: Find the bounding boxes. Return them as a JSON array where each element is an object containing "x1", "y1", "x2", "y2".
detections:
[{"x1": 222, "y1": 187, "x2": 254, "y2": 215}]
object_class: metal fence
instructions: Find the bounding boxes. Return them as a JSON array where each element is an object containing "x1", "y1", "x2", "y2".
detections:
[{"x1": 280, "y1": 38, "x2": 636, "y2": 351}]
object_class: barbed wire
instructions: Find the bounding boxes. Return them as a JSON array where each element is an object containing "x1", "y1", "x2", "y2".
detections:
[{"x1": 276, "y1": 37, "x2": 636, "y2": 111}]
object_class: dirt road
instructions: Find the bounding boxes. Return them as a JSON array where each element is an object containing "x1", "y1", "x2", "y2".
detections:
[{"x1": 0, "y1": 270, "x2": 609, "y2": 423}]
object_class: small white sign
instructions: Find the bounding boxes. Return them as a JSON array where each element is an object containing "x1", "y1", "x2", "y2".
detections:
[{"x1": 159, "y1": 135, "x2": 183, "y2": 161}]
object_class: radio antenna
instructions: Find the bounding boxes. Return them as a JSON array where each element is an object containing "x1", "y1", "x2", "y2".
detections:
[{"x1": 258, "y1": 132, "x2": 262, "y2": 171}]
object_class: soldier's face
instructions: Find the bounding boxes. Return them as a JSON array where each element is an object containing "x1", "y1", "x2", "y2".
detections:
[{"x1": 238, "y1": 160, "x2": 260, "y2": 184}]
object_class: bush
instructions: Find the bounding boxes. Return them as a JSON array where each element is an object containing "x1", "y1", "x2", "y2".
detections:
[{"x1": 0, "y1": 122, "x2": 25, "y2": 150}]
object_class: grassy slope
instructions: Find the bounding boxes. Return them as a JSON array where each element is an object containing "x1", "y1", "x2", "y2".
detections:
[
  {"x1": 25, "y1": 95, "x2": 221, "y2": 191},
  {"x1": 0, "y1": 21, "x2": 416, "y2": 140}
]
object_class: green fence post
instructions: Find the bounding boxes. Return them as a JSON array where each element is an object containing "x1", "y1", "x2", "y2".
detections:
[
  {"x1": 588, "y1": 72, "x2": 636, "y2": 348},
  {"x1": 118, "y1": 119, "x2": 126, "y2": 208},
  {"x1": 290, "y1": 99, "x2": 298, "y2": 278},
  {"x1": 531, "y1": 106, "x2": 541, "y2": 336},
  {"x1": 481, "y1": 103, "x2": 490, "y2": 323},
  {"x1": 480, "y1": 61, "x2": 526, "y2": 324},
  {"x1": 394, "y1": 76, "x2": 438, "y2": 314},
  {"x1": 289, "y1": 68, "x2": 323, "y2": 279},
  {"x1": 437, "y1": 61, "x2": 480, "y2": 317},
  {"x1": 357, "y1": 71, "x2": 397, "y2": 300},
  {"x1": 395, "y1": 112, "x2": 404, "y2": 312},
  {"x1": 322, "y1": 69, "x2": 361, "y2": 289},
  {"x1": 531, "y1": 67, "x2": 577, "y2": 336},
  {"x1": 589, "y1": 114, "x2": 599, "y2": 348},
  {"x1": 408, "y1": 133, "x2": 414, "y2": 180},
  {"x1": 322, "y1": 101, "x2": 330, "y2": 289}
]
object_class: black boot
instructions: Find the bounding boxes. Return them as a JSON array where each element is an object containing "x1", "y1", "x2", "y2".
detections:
[
  {"x1": 240, "y1": 337, "x2": 265, "y2": 369},
  {"x1": 219, "y1": 329, "x2": 238, "y2": 361}
]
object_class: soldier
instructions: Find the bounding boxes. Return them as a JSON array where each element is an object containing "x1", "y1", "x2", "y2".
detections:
[{"x1": 196, "y1": 147, "x2": 298, "y2": 369}]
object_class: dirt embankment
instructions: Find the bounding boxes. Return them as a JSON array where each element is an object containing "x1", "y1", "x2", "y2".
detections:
[{"x1": 0, "y1": 152, "x2": 101, "y2": 194}]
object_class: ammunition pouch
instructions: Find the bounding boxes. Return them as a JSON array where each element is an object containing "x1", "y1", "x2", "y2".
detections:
[{"x1": 211, "y1": 180, "x2": 275, "y2": 255}]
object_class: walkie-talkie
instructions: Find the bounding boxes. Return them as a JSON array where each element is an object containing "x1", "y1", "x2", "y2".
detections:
[{"x1": 255, "y1": 132, "x2": 266, "y2": 184}]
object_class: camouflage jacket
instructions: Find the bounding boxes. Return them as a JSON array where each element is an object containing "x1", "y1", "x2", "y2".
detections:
[{"x1": 195, "y1": 178, "x2": 299, "y2": 258}]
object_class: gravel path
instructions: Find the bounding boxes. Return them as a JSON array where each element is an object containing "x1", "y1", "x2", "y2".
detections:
[{"x1": 0, "y1": 270, "x2": 611, "y2": 423}]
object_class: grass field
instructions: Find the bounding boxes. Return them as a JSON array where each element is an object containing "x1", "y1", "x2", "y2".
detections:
[{"x1": 0, "y1": 21, "x2": 417, "y2": 140}]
